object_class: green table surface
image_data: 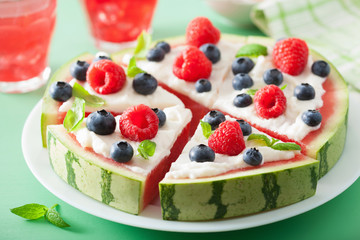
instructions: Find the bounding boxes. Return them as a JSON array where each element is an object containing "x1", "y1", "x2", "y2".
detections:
[{"x1": 1, "y1": 0, "x2": 359, "y2": 239}]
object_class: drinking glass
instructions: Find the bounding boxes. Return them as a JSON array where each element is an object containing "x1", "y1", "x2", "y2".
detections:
[
  {"x1": 0, "y1": 0, "x2": 56, "y2": 93},
  {"x1": 81, "y1": 0, "x2": 158, "y2": 52}
]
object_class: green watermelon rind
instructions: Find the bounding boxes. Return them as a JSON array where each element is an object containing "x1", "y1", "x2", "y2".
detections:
[
  {"x1": 41, "y1": 53, "x2": 93, "y2": 148},
  {"x1": 47, "y1": 125, "x2": 145, "y2": 214},
  {"x1": 160, "y1": 158, "x2": 319, "y2": 221}
]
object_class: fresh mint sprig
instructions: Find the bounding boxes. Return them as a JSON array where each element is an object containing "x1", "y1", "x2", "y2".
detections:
[
  {"x1": 133, "y1": 31, "x2": 152, "y2": 58},
  {"x1": 247, "y1": 133, "x2": 301, "y2": 151},
  {"x1": 137, "y1": 140, "x2": 156, "y2": 159},
  {"x1": 200, "y1": 120, "x2": 213, "y2": 139},
  {"x1": 280, "y1": 84, "x2": 287, "y2": 91},
  {"x1": 72, "y1": 82, "x2": 105, "y2": 108},
  {"x1": 63, "y1": 97, "x2": 85, "y2": 132},
  {"x1": 247, "y1": 89, "x2": 258, "y2": 96},
  {"x1": 10, "y1": 203, "x2": 70, "y2": 228},
  {"x1": 126, "y1": 56, "x2": 145, "y2": 77},
  {"x1": 236, "y1": 43, "x2": 268, "y2": 58}
]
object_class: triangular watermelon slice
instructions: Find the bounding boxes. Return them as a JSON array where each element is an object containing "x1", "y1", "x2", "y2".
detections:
[
  {"x1": 47, "y1": 105, "x2": 192, "y2": 214},
  {"x1": 160, "y1": 116, "x2": 318, "y2": 221},
  {"x1": 41, "y1": 53, "x2": 184, "y2": 147}
]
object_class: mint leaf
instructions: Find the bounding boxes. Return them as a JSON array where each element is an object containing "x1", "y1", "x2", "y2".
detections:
[
  {"x1": 45, "y1": 204, "x2": 70, "y2": 228},
  {"x1": 247, "y1": 133, "x2": 271, "y2": 146},
  {"x1": 271, "y1": 142, "x2": 301, "y2": 151},
  {"x1": 247, "y1": 89, "x2": 258, "y2": 96},
  {"x1": 10, "y1": 204, "x2": 48, "y2": 220},
  {"x1": 200, "y1": 120, "x2": 213, "y2": 139},
  {"x1": 137, "y1": 140, "x2": 156, "y2": 159},
  {"x1": 133, "y1": 31, "x2": 152, "y2": 58},
  {"x1": 280, "y1": 84, "x2": 287, "y2": 91},
  {"x1": 126, "y1": 56, "x2": 145, "y2": 77},
  {"x1": 72, "y1": 82, "x2": 105, "y2": 108},
  {"x1": 63, "y1": 97, "x2": 85, "y2": 132},
  {"x1": 236, "y1": 43, "x2": 268, "y2": 58},
  {"x1": 270, "y1": 138, "x2": 280, "y2": 146}
]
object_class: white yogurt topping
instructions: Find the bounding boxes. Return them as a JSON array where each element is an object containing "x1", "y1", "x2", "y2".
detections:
[
  {"x1": 126, "y1": 39, "x2": 326, "y2": 141},
  {"x1": 129, "y1": 40, "x2": 243, "y2": 108},
  {"x1": 59, "y1": 77, "x2": 184, "y2": 113},
  {"x1": 165, "y1": 116, "x2": 299, "y2": 179},
  {"x1": 213, "y1": 54, "x2": 326, "y2": 141},
  {"x1": 72, "y1": 105, "x2": 192, "y2": 175}
]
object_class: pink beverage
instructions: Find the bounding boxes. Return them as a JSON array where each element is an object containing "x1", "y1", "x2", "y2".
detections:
[
  {"x1": 82, "y1": 0, "x2": 157, "y2": 52},
  {"x1": 0, "y1": 0, "x2": 56, "y2": 93}
]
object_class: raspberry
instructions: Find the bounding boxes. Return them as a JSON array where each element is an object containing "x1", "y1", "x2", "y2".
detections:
[
  {"x1": 273, "y1": 38, "x2": 308, "y2": 76},
  {"x1": 173, "y1": 46, "x2": 212, "y2": 82},
  {"x1": 87, "y1": 59, "x2": 126, "y2": 94},
  {"x1": 119, "y1": 104, "x2": 159, "y2": 142},
  {"x1": 208, "y1": 121, "x2": 245, "y2": 156},
  {"x1": 186, "y1": 17, "x2": 220, "y2": 48},
  {"x1": 254, "y1": 85, "x2": 287, "y2": 119}
]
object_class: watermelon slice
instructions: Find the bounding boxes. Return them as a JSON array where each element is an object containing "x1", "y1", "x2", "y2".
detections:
[
  {"x1": 40, "y1": 53, "x2": 184, "y2": 148},
  {"x1": 47, "y1": 105, "x2": 192, "y2": 214},
  {"x1": 160, "y1": 117, "x2": 318, "y2": 221}
]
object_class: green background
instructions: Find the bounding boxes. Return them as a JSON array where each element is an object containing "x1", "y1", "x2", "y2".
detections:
[{"x1": 1, "y1": 0, "x2": 359, "y2": 239}]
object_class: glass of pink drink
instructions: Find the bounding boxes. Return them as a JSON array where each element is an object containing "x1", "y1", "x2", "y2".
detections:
[
  {"x1": 81, "y1": 0, "x2": 158, "y2": 52},
  {"x1": 0, "y1": 0, "x2": 56, "y2": 93}
]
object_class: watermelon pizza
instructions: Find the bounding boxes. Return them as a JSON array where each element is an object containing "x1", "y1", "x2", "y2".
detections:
[{"x1": 42, "y1": 17, "x2": 348, "y2": 220}]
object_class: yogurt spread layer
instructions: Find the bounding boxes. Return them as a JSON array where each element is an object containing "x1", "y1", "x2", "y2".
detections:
[
  {"x1": 72, "y1": 105, "x2": 192, "y2": 175},
  {"x1": 213, "y1": 53, "x2": 326, "y2": 141},
  {"x1": 126, "y1": 40, "x2": 243, "y2": 108},
  {"x1": 59, "y1": 77, "x2": 184, "y2": 113},
  {"x1": 165, "y1": 116, "x2": 299, "y2": 179}
]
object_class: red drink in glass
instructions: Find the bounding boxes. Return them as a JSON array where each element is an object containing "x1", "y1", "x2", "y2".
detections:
[
  {"x1": 82, "y1": 0, "x2": 157, "y2": 52},
  {"x1": 0, "y1": 0, "x2": 56, "y2": 93}
]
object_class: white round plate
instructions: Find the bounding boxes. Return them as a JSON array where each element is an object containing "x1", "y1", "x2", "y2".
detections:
[{"x1": 22, "y1": 93, "x2": 360, "y2": 232}]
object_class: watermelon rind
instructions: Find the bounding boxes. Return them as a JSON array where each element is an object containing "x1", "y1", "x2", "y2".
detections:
[
  {"x1": 41, "y1": 53, "x2": 93, "y2": 148},
  {"x1": 160, "y1": 157, "x2": 319, "y2": 221},
  {"x1": 47, "y1": 125, "x2": 145, "y2": 214}
]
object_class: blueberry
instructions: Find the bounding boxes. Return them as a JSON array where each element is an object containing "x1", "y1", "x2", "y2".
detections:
[
  {"x1": 70, "y1": 60, "x2": 90, "y2": 81},
  {"x1": 232, "y1": 57, "x2": 255, "y2": 75},
  {"x1": 189, "y1": 144, "x2": 215, "y2": 163},
  {"x1": 203, "y1": 110, "x2": 226, "y2": 130},
  {"x1": 110, "y1": 141, "x2": 134, "y2": 163},
  {"x1": 243, "y1": 148, "x2": 263, "y2": 166},
  {"x1": 152, "y1": 108, "x2": 166, "y2": 127},
  {"x1": 232, "y1": 73, "x2": 254, "y2": 90},
  {"x1": 49, "y1": 81, "x2": 73, "y2": 102},
  {"x1": 233, "y1": 93, "x2": 253, "y2": 108},
  {"x1": 302, "y1": 110, "x2": 322, "y2": 127},
  {"x1": 93, "y1": 55, "x2": 112, "y2": 62},
  {"x1": 133, "y1": 73, "x2": 158, "y2": 95},
  {"x1": 199, "y1": 43, "x2": 221, "y2": 64},
  {"x1": 311, "y1": 60, "x2": 330, "y2": 77},
  {"x1": 263, "y1": 68, "x2": 283, "y2": 86},
  {"x1": 236, "y1": 119, "x2": 252, "y2": 136},
  {"x1": 155, "y1": 41, "x2": 171, "y2": 53},
  {"x1": 294, "y1": 83, "x2": 315, "y2": 100},
  {"x1": 86, "y1": 110, "x2": 116, "y2": 135},
  {"x1": 195, "y1": 78, "x2": 212, "y2": 93},
  {"x1": 146, "y1": 47, "x2": 166, "y2": 62}
]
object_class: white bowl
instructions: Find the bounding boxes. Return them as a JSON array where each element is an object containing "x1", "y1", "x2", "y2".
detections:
[{"x1": 204, "y1": 0, "x2": 259, "y2": 27}]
